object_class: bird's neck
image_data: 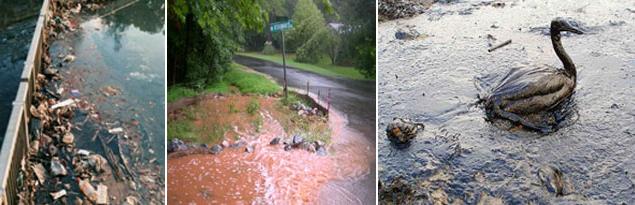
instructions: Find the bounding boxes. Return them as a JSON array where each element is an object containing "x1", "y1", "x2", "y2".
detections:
[{"x1": 550, "y1": 32, "x2": 576, "y2": 78}]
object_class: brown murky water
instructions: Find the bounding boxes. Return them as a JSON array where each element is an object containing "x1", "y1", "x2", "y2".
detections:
[{"x1": 168, "y1": 96, "x2": 370, "y2": 204}]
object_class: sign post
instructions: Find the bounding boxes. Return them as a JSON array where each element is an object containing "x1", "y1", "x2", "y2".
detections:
[{"x1": 270, "y1": 20, "x2": 292, "y2": 99}]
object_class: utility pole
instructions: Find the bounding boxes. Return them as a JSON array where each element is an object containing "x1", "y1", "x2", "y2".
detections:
[
  {"x1": 270, "y1": 19, "x2": 292, "y2": 100},
  {"x1": 281, "y1": 29, "x2": 288, "y2": 99}
]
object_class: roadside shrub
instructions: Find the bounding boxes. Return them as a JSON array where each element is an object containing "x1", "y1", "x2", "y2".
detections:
[
  {"x1": 262, "y1": 41, "x2": 277, "y2": 55},
  {"x1": 246, "y1": 98, "x2": 260, "y2": 115}
]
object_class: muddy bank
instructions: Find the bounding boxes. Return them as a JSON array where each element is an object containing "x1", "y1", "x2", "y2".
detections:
[
  {"x1": 378, "y1": 0, "x2": 635, "y2": 204},
  {"x1": 19, "y1": 0, "x2": 165, "y2": 204}
]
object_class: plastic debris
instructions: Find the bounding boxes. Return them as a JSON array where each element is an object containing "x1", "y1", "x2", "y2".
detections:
[
  {"x1": 50, "y1": 157, "x2": 67, "y2": 176},
  {"x1": 108, "y1": 127, "x2": 124, "y2": 134},
  {"x1": 126, "y1": 196, "x2": 138, "y2": 205},
  {"x1": 50, "y1": 189, "x2": 67, "y2": 200},
  {"x1": 62, "y1": 132, "x2": 74, "y2": 144},
  {"x1": 70, "y1": 89, "x2": 81, "y2": 97},
  {"x1": 96, "y1": 184, "x2": 108, "y2": 204},
  {"x1": 32, "y1": 164, "x2": 47, "y2": 184},
  {"x1": 79, "y1": 179, "x2": 98, "y2": 202},
  {"x1": 77, "y1": 149, "x2": 91, "y2": 156},
  {"x1": 63, "y1": 54, "x2": 76, "y2": 62},
  {"x1": 51, "y1": 99, "x2": 76, "y2": 110}
]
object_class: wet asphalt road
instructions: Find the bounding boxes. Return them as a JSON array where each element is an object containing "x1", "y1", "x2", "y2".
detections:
[
  {"x1": 234, "y1": 55, "x2": 376, "y2": 139},
  {"x1": 234, "y1": 55, "x2": 376, "y2": 204}
]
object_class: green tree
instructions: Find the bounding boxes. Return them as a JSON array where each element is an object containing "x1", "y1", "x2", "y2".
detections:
[
  {"x1": 168, "y1": 0, "x2": 267, "y2": 85},
  {"x1": 332, "y1": 0, "x2": 375, "y2": 78},
  {"x1": 296, "y1": 27, "x2": 328, "y2": 63},
  {"x1": 286, "y1": 0, "x2": 326, "y2": 51}
]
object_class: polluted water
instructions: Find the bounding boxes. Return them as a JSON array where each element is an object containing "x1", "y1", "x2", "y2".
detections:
[{"x1": 378, "y1": 0, "x2": 635, "y2": 204}]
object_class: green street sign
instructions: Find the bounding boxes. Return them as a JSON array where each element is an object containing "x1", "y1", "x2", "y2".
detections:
[{"x1": 270, "y1": 20, "x2": 293, "y2": 32}]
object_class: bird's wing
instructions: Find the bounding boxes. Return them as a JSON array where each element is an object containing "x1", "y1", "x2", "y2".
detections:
[{"x1": 490, "y1": 65, "x2": 561, "y2": 97}]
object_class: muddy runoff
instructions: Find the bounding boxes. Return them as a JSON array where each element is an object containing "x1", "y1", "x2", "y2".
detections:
[
  {"x1": 378, "y1": 0, "x2": 635, "y2": 204},
  {"x1": 167, "y1": 94, "x2": 371, "y2": 204},
  {"x1": 18, "y1": 1, "x2": 163, "y2": 204}
]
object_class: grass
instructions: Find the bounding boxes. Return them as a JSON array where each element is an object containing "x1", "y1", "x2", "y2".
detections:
[
  {"x1": 276, "y1": 92, "x2": 331, "y2": 144},
  {"x1": 236, "y1": 52, "x2": 369, "y2": 80},
  {"x1": 168, "y1": 106, "x2": 229, "y2": 144},
  {"x1": 167, "y1": 86, "x2": 198, "y2": 103},
  {"x1": 224, "y1": 64, "x2": 281, "y2": 94},
  {"x1": 246, "y1": 98, "x2": 260, "y2": 115},
  {"x1": 167, "y1": 120, "x2": 196, "y2": 142},
  {"x1": 167, "y1": 63, "x2": 281, "y2": 102}
]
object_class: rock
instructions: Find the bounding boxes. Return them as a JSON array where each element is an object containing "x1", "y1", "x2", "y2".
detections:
[
  {"x1": 221, "y1": 140, "x2": 230, "y2": 147},
  {"x1": 50, "y1": 189, "x2": 67, "y2": 200},
  {"x1": 200, "y1": 143, "x2": 208, "y2": 148},
  {"x1": 210, "y1": 144, "x2": 223, "y2": 154},
  {"x1": 50, "y1": 157, "x2": 67, "y2": 176},
  {"x1": 245, "y1": 145, "x2": 254, "y2": 153},
  {"x1": 314, "y1": 140, "x2": 325, "y2": 149},
  {"x1": 386, "y1": 117, "x2": 424, "y2": 145},
  {"x1": 284, "y1": 144, "x2": 292, "y2": 151},
  {"x1": 167, "y1": 138, "x2": 187, "y2": 153},
  {"x1": 292, "y1": 135, "x2": 304, "y2": 146},
  {"x1": 231, "y1": 140, "x2": 247, "y2": 148},
  {"x1": 305, "y1": 142, "x2": 317, "y2": 153},
  {"x1": 62, "y1": 132, "x2": 74, "y2": 144},
  {"x1": 269, "y1": 137, "x2": 281, "y2": 145},
  {"x1": 316, "y1": 146, "x2": 327, "y2": 156}
]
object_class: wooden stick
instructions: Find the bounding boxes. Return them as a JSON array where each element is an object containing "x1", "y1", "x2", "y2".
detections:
[
  {"x1": 98, "y1": 134, "x2": 125, "y2": 181},
  {"x1": 488, "y1": 39, "x2": 512, "y2": 52}
]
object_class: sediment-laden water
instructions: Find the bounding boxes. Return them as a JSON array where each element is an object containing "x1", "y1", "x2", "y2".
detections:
[
  {"x1": 378, "y1": 0, "x2": 635, "y2": 204},
  {"x1": 167, "y1": 94, "x2": 371, "y2": 204}
]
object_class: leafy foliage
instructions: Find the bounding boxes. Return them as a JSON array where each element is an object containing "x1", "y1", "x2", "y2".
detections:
[
  {"x1": 168, "y1": 0, "x2": 267, "y2": 85},
  {"x1": 287, "y1": 0, "x2": 327, "y2": 51}
]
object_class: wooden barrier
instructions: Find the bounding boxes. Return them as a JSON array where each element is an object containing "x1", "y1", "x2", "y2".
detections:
[{"x1": 0, "y1": 0, "x2": 49, "y2": 204}]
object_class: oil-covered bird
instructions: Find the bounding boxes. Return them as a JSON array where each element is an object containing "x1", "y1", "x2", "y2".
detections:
[{"x1": 482, "y1": 17, "x2": 584, "y2": 132}]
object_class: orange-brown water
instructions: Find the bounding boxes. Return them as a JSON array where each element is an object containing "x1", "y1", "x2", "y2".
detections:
[{"x1": 167, "y1": 98, "x2": 370, "y2": 204}]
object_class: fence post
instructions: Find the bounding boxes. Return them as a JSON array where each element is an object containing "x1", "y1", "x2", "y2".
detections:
[
  {"x1": 317, "y1": 90, "x2": 320, "y2": 105},
  {"x1": 306, "y1": 81, "x2": 309, "y2": 96},
  {"x1": 327, "y1": 88, "x2": 331, "y2": 114}
]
